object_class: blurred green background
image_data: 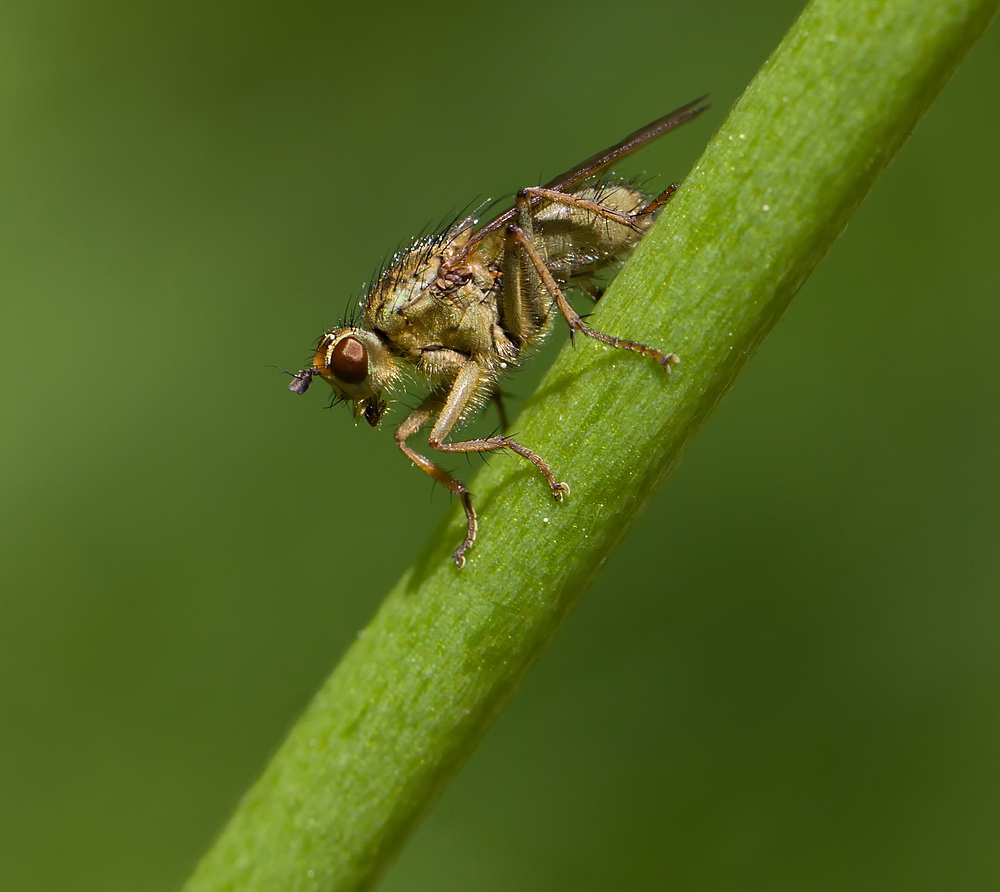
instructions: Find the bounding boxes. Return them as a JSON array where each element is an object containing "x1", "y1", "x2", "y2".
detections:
[{"x1": 1, "y1": 1, "x2": 998, "y2": 890}]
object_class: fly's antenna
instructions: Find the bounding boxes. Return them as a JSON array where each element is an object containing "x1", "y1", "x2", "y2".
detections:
[{"x1": 278, "y1": 367, "x2": 319, "y2": 394}]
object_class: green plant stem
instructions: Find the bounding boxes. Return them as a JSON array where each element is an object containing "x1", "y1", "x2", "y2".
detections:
[{"x1": 183, "y1": 1, "x2": 998, "y2": 889}]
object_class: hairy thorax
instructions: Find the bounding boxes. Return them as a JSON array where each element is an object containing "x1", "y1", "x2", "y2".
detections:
[{"x1": 362, "y1": 225, "x2": 511, "y2": 377}]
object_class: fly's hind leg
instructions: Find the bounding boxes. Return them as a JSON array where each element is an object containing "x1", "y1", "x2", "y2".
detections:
[
  {"x1": 397, "y1": 358, "x2": 568, "y2": 567},
  {"x1": 518, "y1": 182, "x2": 678, "y2": 234},
  {"x1": 634, "y1": 182, "x2": 678, "y2": 219},
  {"x1": 505, "y1": 220, "x2": 679, "y2": 371}
]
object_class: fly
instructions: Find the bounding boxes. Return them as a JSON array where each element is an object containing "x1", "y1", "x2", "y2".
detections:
[{"x1": 288, "y1": 97, "x2": 709, "y2": 567}]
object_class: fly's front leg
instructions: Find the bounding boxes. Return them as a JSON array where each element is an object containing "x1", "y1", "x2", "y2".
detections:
[
  {"x1": 427, "y1": 360, "x2": 569, "y2": 566},
  {"x1": 505, "y1": 222, "x2": 679, "y2": 371},
  {"x1": 395, "y1": 397, "x2": 479, "y2": 568}
]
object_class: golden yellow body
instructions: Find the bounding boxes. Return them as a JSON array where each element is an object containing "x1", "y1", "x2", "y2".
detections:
[{"x1": 289, "y1": 98, "x2": 708, "y2": 566}]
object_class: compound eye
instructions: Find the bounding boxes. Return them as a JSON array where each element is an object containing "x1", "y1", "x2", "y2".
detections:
[{"x1": 329, "y1": 336, "x2": 368, "y2": 384}]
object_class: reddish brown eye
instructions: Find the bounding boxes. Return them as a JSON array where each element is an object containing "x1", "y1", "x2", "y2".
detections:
[{"x1": 329, "y1": 336, "x2": 368, "y2": 384}]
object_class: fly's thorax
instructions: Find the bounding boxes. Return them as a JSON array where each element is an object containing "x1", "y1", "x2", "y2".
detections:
[
  {"x1": 364, "y1": 238, "x2": 502, "y2": 362},
  {"x1": 313, "y1": 327, "x2": 400, "y2": 422},
  {"x1": 363, "y1": 219, "x2": 479, "y2": 322},
  {"x1": 366, "y1": 256, "x2": 439, "y2": 319}
]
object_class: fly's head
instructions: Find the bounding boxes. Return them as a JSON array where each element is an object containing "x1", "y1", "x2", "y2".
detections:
[{"x1": 288, "y1": 327, "x2": 399, "y2": 428}]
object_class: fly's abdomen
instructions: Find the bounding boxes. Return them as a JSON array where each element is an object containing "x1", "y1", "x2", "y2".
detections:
[{"x1": 533, "y1": 181, "x2": 651, "y2": 280}]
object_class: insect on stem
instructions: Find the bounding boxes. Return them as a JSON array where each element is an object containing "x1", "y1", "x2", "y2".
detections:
[{"x1": 285, "y1": 98, "x2": 709, "y2": 565}]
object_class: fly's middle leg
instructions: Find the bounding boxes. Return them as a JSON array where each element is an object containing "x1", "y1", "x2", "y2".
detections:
[
  {"x1": 428, "y1": 432, "x2": 569, "y2": 503},
  {"x1": 429, "y1": 362, "x2": 568, "y2": 504},
  {"x1": 505, "y1": 223, "x2": 679, "y2": 371}
]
